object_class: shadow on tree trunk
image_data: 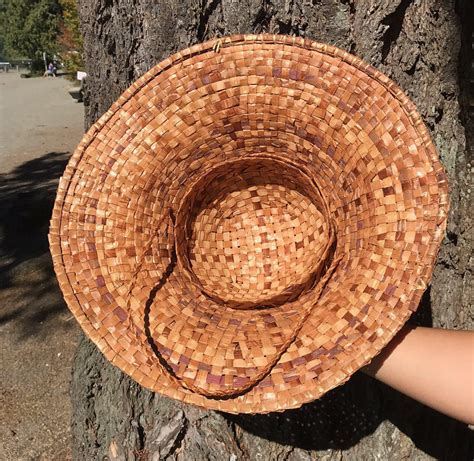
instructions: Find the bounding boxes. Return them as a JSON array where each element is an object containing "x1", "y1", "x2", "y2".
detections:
[{"x1": 227, "y1": 371, "x2": 473, "y2": 458}]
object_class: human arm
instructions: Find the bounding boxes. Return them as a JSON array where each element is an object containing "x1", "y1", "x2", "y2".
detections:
[{"x1": 361, "y1": 325, "x2": 474, "y2": 425}]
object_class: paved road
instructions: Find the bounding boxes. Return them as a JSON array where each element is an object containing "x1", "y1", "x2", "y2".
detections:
[
  {"x1": 0, "y1": 72, "x2": 84, "y2": 173},
  {"x1": 0, "y1": 72, "x2": 84, "y2": 460}
]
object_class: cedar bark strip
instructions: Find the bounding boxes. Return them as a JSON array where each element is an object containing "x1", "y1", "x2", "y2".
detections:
[{"x1": 72, "y1": 0, "x2": 473, "y2": 459}]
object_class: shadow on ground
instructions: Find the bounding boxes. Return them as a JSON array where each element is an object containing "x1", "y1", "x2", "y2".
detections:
[{"x1": 0, "y1": 152, "x2": 72, "y2": 339}]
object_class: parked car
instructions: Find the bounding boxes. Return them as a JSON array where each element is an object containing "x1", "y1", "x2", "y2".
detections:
[{"x1": 0, "y1": 62, "x2": 11, "y2": 72}]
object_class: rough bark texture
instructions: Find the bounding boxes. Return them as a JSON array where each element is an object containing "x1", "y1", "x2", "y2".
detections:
[{"x1": 72, "y1": 0, "x2": 473, "y2": 459}]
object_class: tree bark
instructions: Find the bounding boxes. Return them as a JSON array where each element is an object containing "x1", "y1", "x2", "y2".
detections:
[{"x1": 72, "y1": 1, "x2": 473, "y2": 459}]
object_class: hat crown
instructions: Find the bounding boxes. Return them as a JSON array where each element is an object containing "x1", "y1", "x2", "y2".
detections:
[{"x1": 174, "y1": 157, "x2": 331, "y2": 308}]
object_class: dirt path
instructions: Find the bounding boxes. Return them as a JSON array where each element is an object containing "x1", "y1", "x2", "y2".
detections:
[{"x1": 0, "y1": 72, "x2": 84, "y2": 460}]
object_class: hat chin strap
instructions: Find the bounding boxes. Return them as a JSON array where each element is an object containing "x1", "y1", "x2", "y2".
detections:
[{"x1": 126, "y1": 210, "x2": 341, "y2": 400}]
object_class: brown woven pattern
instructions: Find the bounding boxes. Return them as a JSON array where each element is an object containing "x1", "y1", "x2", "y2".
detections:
[
  {"x1": 49, "y1": 34, "x2": 449, "y2": 414},
  {"x1": 175, "y1": 158, "x2": 332, "y2": 308}
]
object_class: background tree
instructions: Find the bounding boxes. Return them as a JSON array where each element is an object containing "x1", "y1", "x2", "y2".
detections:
[
  {"x1": 72, "y1": 0, "x2": 473, "y2": 459},
  {"x1": 57, "y1": 0, "x2": 83, "y2": 74},
  {"x1": 0, "y1": 1, "x2": 6, "y2": 60},
  {"x1": 0, "y1": 0, "x2": 61, "y2": 67}
]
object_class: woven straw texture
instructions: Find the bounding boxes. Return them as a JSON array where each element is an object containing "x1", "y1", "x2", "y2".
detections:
[{"x1": 49, "y1": 34, "x2": 448, "y2": 414}]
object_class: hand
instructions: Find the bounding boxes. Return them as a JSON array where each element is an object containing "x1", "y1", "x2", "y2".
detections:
[{"x1": 361, "y1": 325, "x2": 474, "y2": 425}]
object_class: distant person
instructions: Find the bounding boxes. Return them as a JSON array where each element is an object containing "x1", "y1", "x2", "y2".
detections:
[{"x1": 43, "y1": 62, "x2": 56, "y2": 78}]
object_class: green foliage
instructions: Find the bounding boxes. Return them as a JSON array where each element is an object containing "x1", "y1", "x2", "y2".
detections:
[
  {"x1": 0, "y1": 1, "x2": 7, "y2": 60},
  {"x1": 0, "y1": 0, "x2": 84, "y2": 73},
  {"x1": 0, "y1": 0, "x2": 61, "y2": 65},
  {"x1": 58, "y1": 0, "x2": 81, "y2": 49},
  {"x1": 57, "y1": 0, "x2": 83, "y2": 74},
  {"x1": 0, "y1": 36, "x2": 5, "y2": 61}
]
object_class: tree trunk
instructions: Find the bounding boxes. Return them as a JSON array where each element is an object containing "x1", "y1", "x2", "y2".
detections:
[{"x1": 72, "y1": 1, "x2": 473, "y2": 459}]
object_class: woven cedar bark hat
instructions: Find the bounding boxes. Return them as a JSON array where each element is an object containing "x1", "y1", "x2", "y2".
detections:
[{"x1": 49, "y1": 34, "x2": 448, "y2": 414}]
